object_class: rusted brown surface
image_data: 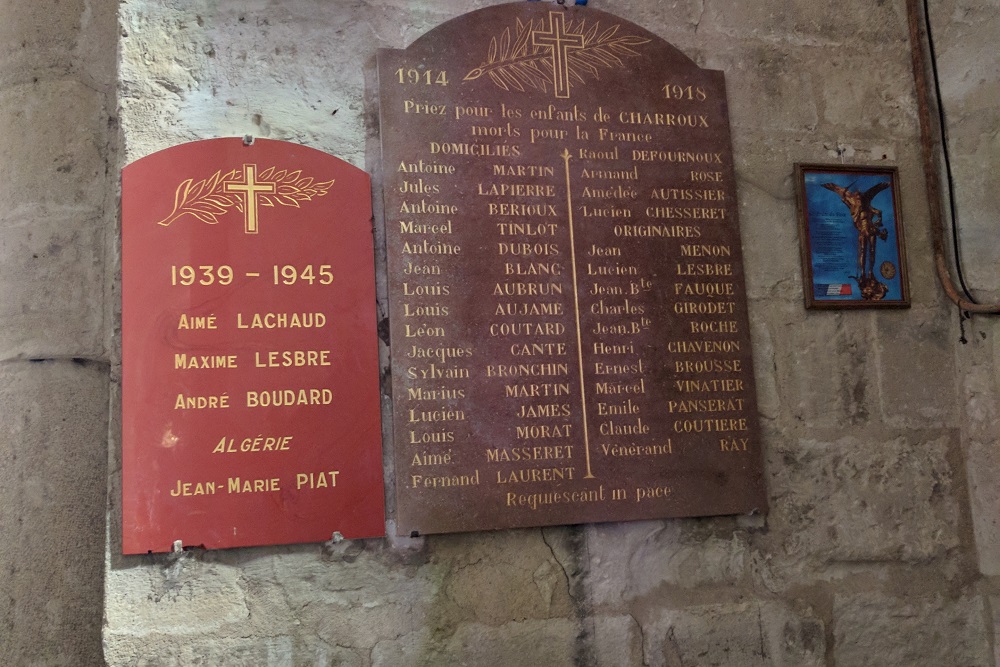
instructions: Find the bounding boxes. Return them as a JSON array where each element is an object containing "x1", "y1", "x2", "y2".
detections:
[{"x1": 378, "y1": 3, "x2": 765, "y2": 535}]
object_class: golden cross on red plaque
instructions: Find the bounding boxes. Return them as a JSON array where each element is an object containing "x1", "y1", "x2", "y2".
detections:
[
  {"x1": 225, "y1": 164, "x2": 276, "y2": 234},
  {"x1": 533, "y1": 11, "x2": 585, "y2": 99}
]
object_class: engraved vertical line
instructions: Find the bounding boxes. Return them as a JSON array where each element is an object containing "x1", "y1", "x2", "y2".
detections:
[{"x1": 562, "y1": 148, "x2": 595, "y2": 480}]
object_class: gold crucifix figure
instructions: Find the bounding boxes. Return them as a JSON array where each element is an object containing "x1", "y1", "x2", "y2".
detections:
[
  {"x1": 533, "y1": 12, "x2": 585, "y2": 99},
  {"x1": 225, "y1": 164, "x2": 276, "y2": 234}
]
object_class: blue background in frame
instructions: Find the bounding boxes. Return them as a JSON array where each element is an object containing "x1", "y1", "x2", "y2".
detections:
[{"x1": 803, "y1": 170, "x2": 903, "y2": 302}]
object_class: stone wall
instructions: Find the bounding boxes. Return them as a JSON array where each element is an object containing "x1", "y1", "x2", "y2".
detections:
[
  {"x1": 0, "y1": 0, "x2": 117, "y2": 664},
  {"x1": 99, "y1": 0, "x2": 999, "y2": 665}
]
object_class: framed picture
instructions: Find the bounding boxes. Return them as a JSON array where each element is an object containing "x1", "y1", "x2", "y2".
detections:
[{"x1": 794, "y1": 163, "x2": 910, "y2": 309}]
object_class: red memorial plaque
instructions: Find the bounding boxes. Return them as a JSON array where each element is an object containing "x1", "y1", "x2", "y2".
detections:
[
  {"x1": 378, "y1": 4, "x2": 767, "y2": 535},
  {"x1": 121, "y1": 138, "x2": 384, "y2": 553}
]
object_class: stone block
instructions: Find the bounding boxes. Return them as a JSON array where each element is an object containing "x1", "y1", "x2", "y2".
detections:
[
  {"x1": 0, "y1": 0, "x2": 113, "y2": 88},
  {"x1": 76, "y1": 0, "x2": 121, "y2": 91},
  {"x1": 700, "y1": 0, "x2": 905, "y2": 43},
  {"x1": 592, "y1": 615, "x2": 644, "y2": 666},
  {"x1": 756, "y1": 300, "x2": 880, "y2": 427},
  {"x1": 953, "y1": 137, "x2": 1000, "y2": 298},
  {"x1": 960, "y1": 329, "x2": 1000, "y2": 575},
  {"x1": 814, "y1": 45, "x2": 917, "y2": 137},
  {"x1": 935, "y1": 11, "x2": 1000, "y2": 137},
  {"x1": 875, "y1": 306, "x2": 958, "y2": 427},
  {"x1": 118, "y1": 5, "x2": 204, "y2": 103},
  {"x1": 992, "y1": 595, "x2": 1000, "y2": 667},
  {"x1": 104, "y1": 633, "x2": 367, "y2": 667},
  {"x1": 266, "y1": 573, "x2": 429, "y2": 650},
  {"x1": 235, "y1": 546, "x2": 436, "y2": 646},
  {"x1": 0, "y1": 210, "x2": 105, "y2": 359},
  {"x1": 714, "y1": 41, "x2": 822, "y2": 135},
  {"x1": 105, "y1": 634, "x2": 295, "y2": 667},
  {"x1": 736, "y1": 174, "x2": 803, "y2": 304},
  {"x1": 834, "y1": 592, "x2": 991, "y2": 666},
  {"x1": 118, "y1": 98, "x2": 190, "y2": 163},
  {"x1": 371, "y1": 618, "x2": 578, "y2": 667},
  {"x1": 104, "y1": 560, "x2": 249, "y2": 636},
  {"x1": 0, "y1": 360, "x2": 108, "y2": 665},
  {"x1": 0, "y1": 80, "x2": 109, "y2": 212},
  {"x1": 888, "y1": 151, "x2": 945, "y2": 307},
  {"x1": 639, "y1": 600, "x2": 825, "y2": 667},
  {"x1": 767, "y1": 432, "x2": 959, "y2": 563},
  {"x1": 596, "y1": 1, "x2": 716, "y2": 44},
  {"x1": 748, "y1": 312, "x2": 782, "y2": 420},
  {"x1": 429, "y1": 529, "x2": 577, "y2": 624},
  {"x1": 365, "y1": 0, "x2": 506, "y2": 45},
  {"x1": 119, "y1": 1, "x2": 379, "y2": 167},
  {"x1": 105, "y1": 536, "x2": 440, "y2": 657},
  {"x1": 587, "y1": 520, "x2": 752, "y2": 606}
]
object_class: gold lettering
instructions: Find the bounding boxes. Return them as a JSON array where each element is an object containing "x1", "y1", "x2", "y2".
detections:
[
  {"x1": 174, "y1": 353, "x2": 238, "y2": 370},
  {"x1": 410, "y1": 470, "x2": 480, "y2": 487},
  {"x1": 295, "y1": 471, "x2": 339, "y2": 489},
  {"x1": 170, "y1": 479, "x2": 217, "y2": 496},
  {"x1": 174, "y1": 393, "x2": 230, "y2": 409},
  {"x1": 227, "y1": 477, "x2": 281, "y2": 493},
  {"x1": 253, "y1": 350, "x2": 332, "y2": 368},
  {"x1": 177, "y1": 314, "x2": 217, "y2": 330}
]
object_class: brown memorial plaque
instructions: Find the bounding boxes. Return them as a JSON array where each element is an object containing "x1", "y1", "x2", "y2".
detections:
[
  {"x1": 377, "y1": 3, "x2": 766, "y2": 535},
  {"x1": 121, "y1": 138, "x2": 385, "y2": 552}
]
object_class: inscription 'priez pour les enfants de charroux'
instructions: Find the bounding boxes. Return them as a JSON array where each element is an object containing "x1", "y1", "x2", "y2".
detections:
[{"x1": 379, "y1": 4, "x2": 765, "y2": 535}]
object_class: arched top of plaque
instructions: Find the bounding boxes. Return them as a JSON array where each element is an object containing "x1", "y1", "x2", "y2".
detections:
[
  {"x1": 377, "y1": 3, "x2": 762, "y2": 537},
  {"x1": 125, "y1": 138, "x2": 370, "y2": 234},
  {"x1": 120, "y1": 137, "x2": 384, "y2": 552},
  {"x1": 393, "y1": 2, "x2": 713, "y2": 103}
]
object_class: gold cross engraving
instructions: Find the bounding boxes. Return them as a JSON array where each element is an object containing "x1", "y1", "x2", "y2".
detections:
[
  {"x1": 155, "y1": 164, "x2": 334, "y2": 232},
  {"x1": 464, "y1": 14, "x2": 648, "y2": 99},
  {"x1": 225, "y1": 164, "x2": 277, "y2": 234},
  {"x1": 533, "y1": 12, "x2": 585, "y2": 99}
]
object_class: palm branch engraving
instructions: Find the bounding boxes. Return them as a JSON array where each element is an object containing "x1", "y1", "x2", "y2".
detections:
[
  {"x1": 156, "y1": 169, "x2": 240, "y2": 226},
  {"x1": 156, "y1": 165, "x2": 334, "y2": 227},
  {"x1": 254, "y1": 167, "x2": 334, "y2": 210},
  {"x1": 464, "y1": 17, "x2": 650, "y2": 96}
]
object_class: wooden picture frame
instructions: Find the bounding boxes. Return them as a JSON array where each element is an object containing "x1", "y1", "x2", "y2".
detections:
[{"x1": 794, "y1": 163, "x2": 910, "y2": 309}]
